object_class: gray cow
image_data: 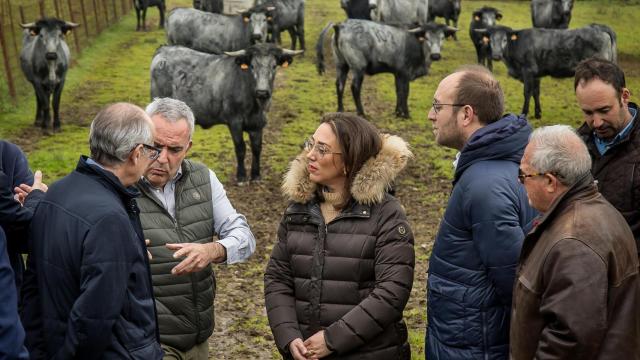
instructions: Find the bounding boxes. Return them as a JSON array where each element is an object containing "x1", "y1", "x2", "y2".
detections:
[
  {"x1": 478, "y1": 24, "x2": 616, "y2": 119},
  {"x1": 150, "y1": 43, "x2": 302, "y2": 182},
  {"x1": 428, "y1": 0, "x2": 461, "y2": 39},
  {"x1": 317, "y1": 20, "x2": 456, "y2": 118},
  {"x1": 368, "y1": 0, "x2": 429, "y2": 27},
  {"x1": 133, "y1": 0, "x2": 166, "y2": 31},
  {"x1": 531, "y1": 0, "x2": 573, "y2": 29},
  {"x1": 20, "y1": 18, "x2": 79, "y2": 132},
  {"x1": 167, "y1": 7, "x2": 270, "y2": 54},
  {"x1": 255, "y1": 0, "x2": 305, "y2": 50}
]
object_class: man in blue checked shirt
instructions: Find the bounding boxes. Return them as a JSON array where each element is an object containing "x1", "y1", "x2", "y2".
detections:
[{"x1": 136, "y1": 97, "x2": 256, "y2": 360}]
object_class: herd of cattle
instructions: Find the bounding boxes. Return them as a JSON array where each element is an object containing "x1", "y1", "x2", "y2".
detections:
[{"x1": 17, "y1": 0, "x2": 620, "y2": 182}]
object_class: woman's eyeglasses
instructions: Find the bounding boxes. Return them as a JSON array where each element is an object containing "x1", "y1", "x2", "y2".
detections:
[{"x1": 303, "y1": 137, "x2": 342, "y2": 159}]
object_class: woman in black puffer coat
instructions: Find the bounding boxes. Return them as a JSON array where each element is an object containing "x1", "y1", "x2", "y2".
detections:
[{"x1": 265, "y1": 113, "x2": 415, "y2": 360}]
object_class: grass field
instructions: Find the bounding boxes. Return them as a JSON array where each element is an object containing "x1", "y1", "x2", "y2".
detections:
[{"x1": 0, "y1": 0, "x2": 638, "y2": 358}]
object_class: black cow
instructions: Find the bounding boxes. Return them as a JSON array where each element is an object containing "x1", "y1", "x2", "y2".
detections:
[
  {"x1": 317, "y1": 20, "x2": 457, "y2": 118},
  {"x1": 150, "y1": 44, "x2": 302, "y2": 183},
  {"x1": 166, "y1": 8, "x2": 270, "y2": 54},
  {"x1": 194, "y1": 0, "x2": 223, "y2": 13},
  {"x1": 477, "y1": 24, "x2": 616, "y2": 119},
  {"x1": 256, "y1": 0, "x2": 305, "y2": 50},
  {"x1": 340, "y1": 0, "x2": 371, "y2": 20},
  {"x1": 469, "y1": 6, "x2": 502, "y2": 71},
  {"x1": 133, "y1": 0, "x2": 166, "y2": 31},
  {"x1": 531, "y1": 0, "x2": 573, "y2": 29},
  {"x1": 368, "y1": 0, "x2": 429, "y2": 26},
  {"x1": 428, "y1": 0, "x2": 461, "y2": 39},
  {"x1": 20, "y1": 18, "x2": 79, "y2": 132}
]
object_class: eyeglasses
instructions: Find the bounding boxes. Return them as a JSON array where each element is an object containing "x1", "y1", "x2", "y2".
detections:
[
  {"x1": 138, "y1": 143, "x2": 162, "y2": 161},
  {"x1": 431, "y1": 102, "x2": 466, "y2": 115},
  {"x1": 303, "y1": 137, "x2": 342, "y2": 159},
  {"x1": 518, "y1": 169, "x2": 558, "y2": 184}
]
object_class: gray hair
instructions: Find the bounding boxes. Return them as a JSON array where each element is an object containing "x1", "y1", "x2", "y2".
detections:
[
  {"x1": 145, "y1": 97, "x2": 195, "y2": 139},
  {"x1": 528, "y1": 125, "x2": 592, "y2": 186},
  {"x1": 89, "y1": 103, "x2": 154, "y2": 166}
]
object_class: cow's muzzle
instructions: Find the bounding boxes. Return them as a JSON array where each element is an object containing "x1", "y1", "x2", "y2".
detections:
[
  {"x1": 45, "y1": 52, "x2": 58, "y2": 61},
  {"x1": 255, "y1": 90, "x2": 270, "y2": 99},
  {"x1": 492, "y1": 55, "x2": 502, "y2": 61},
  {"x1": 252, "y1": 34, "x2": 263, "y2": 41},
  {"x1": 430, "y1": 53, "x2": 441, "y2": 61}
]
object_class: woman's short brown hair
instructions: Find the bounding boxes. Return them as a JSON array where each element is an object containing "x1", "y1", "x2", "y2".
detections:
[{"x1": 320, "y1": 112, "x2": 382, "y2": 199}]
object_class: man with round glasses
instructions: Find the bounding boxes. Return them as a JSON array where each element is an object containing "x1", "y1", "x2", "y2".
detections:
[
  {"x1": 425, "y1": 65, "x2": 536, "y2": 360},
  {"x1": 136, "y1": 97, "x2": 256, "y2": 359},
  {"x1": 22, "y1": 102, "x2": 163, "y2": 358}
]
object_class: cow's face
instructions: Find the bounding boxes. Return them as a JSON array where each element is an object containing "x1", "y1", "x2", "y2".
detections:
[
  {"x1": 248, "y1": 11, "x2": 269, "y2": 42},
  {"x1": 451, "y1": 0, "x2": 461, "y2": 14},
  {"x1": 485, "y1": 27, "x2": 514, "y2": 61},
  {"x1": 417, "y1": 24, "x2": 458, "y2": 61},
  {"x1": 473, "y1": 8, "x2": 502, "y2": 27},
  {"x1": 21, "y1": 19, "x2": 78, "y2": 81},
  {"x1": 559, "y1": 0, "x2": 573, "y2": 15}
]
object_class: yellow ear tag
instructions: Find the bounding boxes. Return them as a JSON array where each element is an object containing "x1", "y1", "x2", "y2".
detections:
[
  {"x1": 418, "y1": 36, "x2": 425, "y2": 42},
  {"x1": 65, "y1": 30, "x2": 71, "y2": 36},
  {"x1": 267, "y1": 16, "x2": 272, "y2": 21},
  {"x1": 511, "y1": 34, "x2": 518, "y2": 41},
  {"x1": 474, "y1": 15, "x2": 480, "y2": 21},
  {"x1": 281, "y1": 61, "x2": 289, "y2": 68},
  {"x1": 243, "y1": 17, "x2": 250, "y2": 23},
  {"x1": 482, "y1": 36, "x2": 489, "y2": 44},
  {"x1": 240, "y1": 63, "x2": 249, "y2": 70},
  {"x1": 30, "y1": 30, "x2": 37, "y2": 36}
]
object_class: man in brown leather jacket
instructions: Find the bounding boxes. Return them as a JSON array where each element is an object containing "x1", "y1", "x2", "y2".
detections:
[
  {"x1": 510, "y1": 125, "x2": 640, "y2": 360},
  {"x1": 575, "y1": 58, "x2": 640, "y2": 254}
]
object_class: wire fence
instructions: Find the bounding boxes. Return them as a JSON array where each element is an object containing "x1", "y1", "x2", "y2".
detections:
[{"x1": 0, "y1": 0, "x2": 133, "y2": 106}]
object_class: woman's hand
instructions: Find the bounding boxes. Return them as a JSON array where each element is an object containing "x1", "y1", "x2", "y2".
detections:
[
  {"x1": 303, "y1": 330, "x2": 333, "y2": 359},
  {"x1": 289, "y1": 338, "x2": 309, "y2": 360}
]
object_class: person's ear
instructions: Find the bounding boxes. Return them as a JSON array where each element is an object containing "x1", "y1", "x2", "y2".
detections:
[
  {"x1": 544, "y1": 173, "x2": 558, "y2": 192},
  {"x1": 186, "y1": 140, "x2": 193, "y2": 153},
  {"x1": 621, "y1": 88, "x2": 631, "y2": 105},
  {"x1": 460, "y1": 105, "x2": 474, "y2": 126}
]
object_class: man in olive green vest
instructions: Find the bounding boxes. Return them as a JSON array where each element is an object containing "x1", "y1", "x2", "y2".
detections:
[{"x1": 137, "y1": 98, "x2": 256, "y2": 359}]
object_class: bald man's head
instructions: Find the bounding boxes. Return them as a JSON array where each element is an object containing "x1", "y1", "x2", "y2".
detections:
[{"x1": 452, "y1": 65, "x2": 505, "y2": 124}]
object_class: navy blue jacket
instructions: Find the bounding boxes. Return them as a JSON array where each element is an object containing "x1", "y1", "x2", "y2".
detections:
[
  {"x1": 21, "y1": 156, "x2": 162, "y2": 359},
  {"x1": 426, "y1": 114, "x2": 536, "y2": 360},
  {"x1": 0, "y1": 140, "x2": 34, "y2": 289},
  {"x1": 0, "y1": 227, "x2": 28, "y2": 359}
]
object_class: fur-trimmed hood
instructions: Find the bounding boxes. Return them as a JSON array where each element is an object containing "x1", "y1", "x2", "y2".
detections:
[{"x1": 282, "y1": 134, "x2": 413, "y2": 205}]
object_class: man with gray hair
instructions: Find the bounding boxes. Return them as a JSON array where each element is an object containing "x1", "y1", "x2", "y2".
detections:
[
  {"x1": 21, "y1": 102, "x2": 164, "y2": 358},
  {"x1": 137, "y1": 97, "x2": 255, "y2": 359},
  {"x1": 510, "y1": 125, "x2": 640, "y2": 359}
]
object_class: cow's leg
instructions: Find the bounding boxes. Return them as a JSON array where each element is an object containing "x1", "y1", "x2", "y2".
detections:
[
  {"x1": 533, "y1": 77, "x2": 542, "y2": 119},
  {"x1": 521, "y1": 76, "x2": 533, "y2": 118},
  {"x1": 297, "y1": 13, "x2": 305, "y2": 51},
  {"x1": 288, "y1": 28, "x2": 297, "y2": 50},
  {"x1": 158, "y1": 2, "x2": 165, "y2": 28},
  {"x1": 52, "y1": 80, "x2": 65, "y2": 131},
  {"x1": 142, "y1": 7, "x2": 148, "y2": 31},
  {"x1": 228, "y1": 124, "x2": 247, "y2": 184},
  {"x1": 452, "y1": 19, "x2": 458, "y2": 40},
  {"x1": 351, "y1": 71, "x2": 366, "y2": 118},
  {"x1": 41, "y1": 90, "x2": 52, "y2": 133},
  {"x1": 135, "y1": 8, "x2": 141, "y2": 31},
  {"x1": 336, "y1": 64, "x2": 349, "y2": 112},
  {"x1": 32, "y1": 84, "x2": 44, "y2": 127},
  {"x1": 394, "y1": 74, "x2": 410, "y2": 119},
  {"x1": 248, "y1": 129, "x2": 263, "y2": 181}
]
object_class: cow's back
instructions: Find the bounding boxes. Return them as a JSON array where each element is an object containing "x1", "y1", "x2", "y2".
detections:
[{"x1": 167, "y1": 8, "x2": 248, "y2": 54}]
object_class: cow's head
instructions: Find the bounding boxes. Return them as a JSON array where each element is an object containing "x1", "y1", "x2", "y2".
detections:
[
  {"x1": 242, "y1": 5, "x2": 275, "y2": 43},
  {"x1": 21, "y1": 18, "x2": 78, "y2": 82},
  {"x1": 410, "y1": 23, "x2": 458, "y2": 61},
  {"x1": 451, "y1": 0, "x2": 462, "y2": 15},
  {"x1": 472, "y1": 7, "x2": 502, "y2": 27},
  {"x1": 558, "y1": 0, "x2": 574, "y2": 16},
  {"x1": 225, "y1": 44, "x2": 303, "y2": 106},
  {"x1": 474, "y1": 25, "x2": 516, "y2": 61}
]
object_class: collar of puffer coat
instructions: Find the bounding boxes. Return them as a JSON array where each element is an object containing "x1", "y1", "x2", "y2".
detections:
[{"x1": 281, "y1": 134, "x2": 413, "y2": 205}]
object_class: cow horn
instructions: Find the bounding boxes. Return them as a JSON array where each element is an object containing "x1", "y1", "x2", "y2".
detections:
[
  {"x1": 224, "y1": 50, "x2": 247, "y2": 57},
  {"x1": 281, "y1": 49, "x2": 304, "y2": 56},
  {"x1": 447, "y1": 26, "x2": 459, "y2": 32},
  {"x1": 65, "y1": 21, "x2": 80, "y2": 28},
  {"x1": 473, "y1": 28, "x2": 487, "y2": 33},
  {"x1": 20, "y1": 22, "x2": 36, "y2": 29},
  {"x1": 407, "y1": 27, "x2": 422, "y2": 33},
  {"x1": 266, "y1": 6, "x2": 276, "y2": 10}
]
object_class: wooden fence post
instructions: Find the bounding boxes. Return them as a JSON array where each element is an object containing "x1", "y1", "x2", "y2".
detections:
[
  {"x1": 54, "y1": 0, "x2": 61, "y2": 18},
  {"x1": 103, "y1": 0, "x2": 110, "y2": 26},
  {"x1": 79, "y1": 0, "x2": 89, "y2": 38},
  {"x1": 111, "y1": 0, "x2": 117, "y2": 21},
  {"x1": 120, "y1": 0, "x2": 125, "y2": 15},
  {"x1": 7, "y1": 0, "x2": 19, "y2": 57},
  {"x1": 66, "y1": 0, "x2": 81, "y2": 53},
  {"x1": 18, "y1": 5, "x2": 25, "y2": 24},
  {"x1": 93, "y1": 0, "x2": 101, "y2": 34},
  {"x1": 38, "y1": 0, "x2": 45, "y2": 18},
  {"x1": 0, "y1": 18, "x2": 17, "y2": 100}
]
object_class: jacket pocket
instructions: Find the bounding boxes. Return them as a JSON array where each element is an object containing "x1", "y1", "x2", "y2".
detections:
[
  {"x1": 128, "y1": 339, "x2": 163, "y2": 360},
  {"x1": 427, "y1": 274, "x2": 468, "y2": 346}
]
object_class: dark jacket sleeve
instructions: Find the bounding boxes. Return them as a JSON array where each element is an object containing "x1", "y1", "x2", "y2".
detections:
[
  {"x1": 535, "y1": 239, "x2": 608, "y2": 360},
  {"x1": 54, "y1": 214, "x2": 134, "y2": 359},
  {"x1": 264, "y1": 211, "x2": 302, "y2": 355},
  {"x1": 20, "y1": 251, "x2": 46, "y2": 359},
  {"x1": 0, "y1": 228, "x2": 29, "y2": 359},
  {"x1": 324, "y1": 199, "x2": 415, "y2": 354},
  {"x1": 466, "y1": 175, "x2": 525, "y2": 305}
]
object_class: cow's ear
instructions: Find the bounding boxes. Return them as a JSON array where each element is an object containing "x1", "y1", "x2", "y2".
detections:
[
  {"x1": 242, "y1": 13, "x2": 251, "y2": 22},
  {"x1": 62, "y1": 22, "x2": 80, "y2": 35},
  {"x1": 509, "y1": 31, "x2": 518, "y2": 41},
  {"x1": 234, "y1": 56, "x2": 251, "y2": 69},
  {"x1": 496, "y1": 12, "x2": 503, "y2": 20},
  {"x1": 278, "y1": 55, "x2": 293, "y2": 67},
  {"x1": 444, "y1": 27, "x2": 458, "y2": 38},
  {"x1": 472, "y1": 11, "x2": 481, "y2": 21},
  {"x1": 21, "y1": 23, "x2": 40, "y2": 36}
]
